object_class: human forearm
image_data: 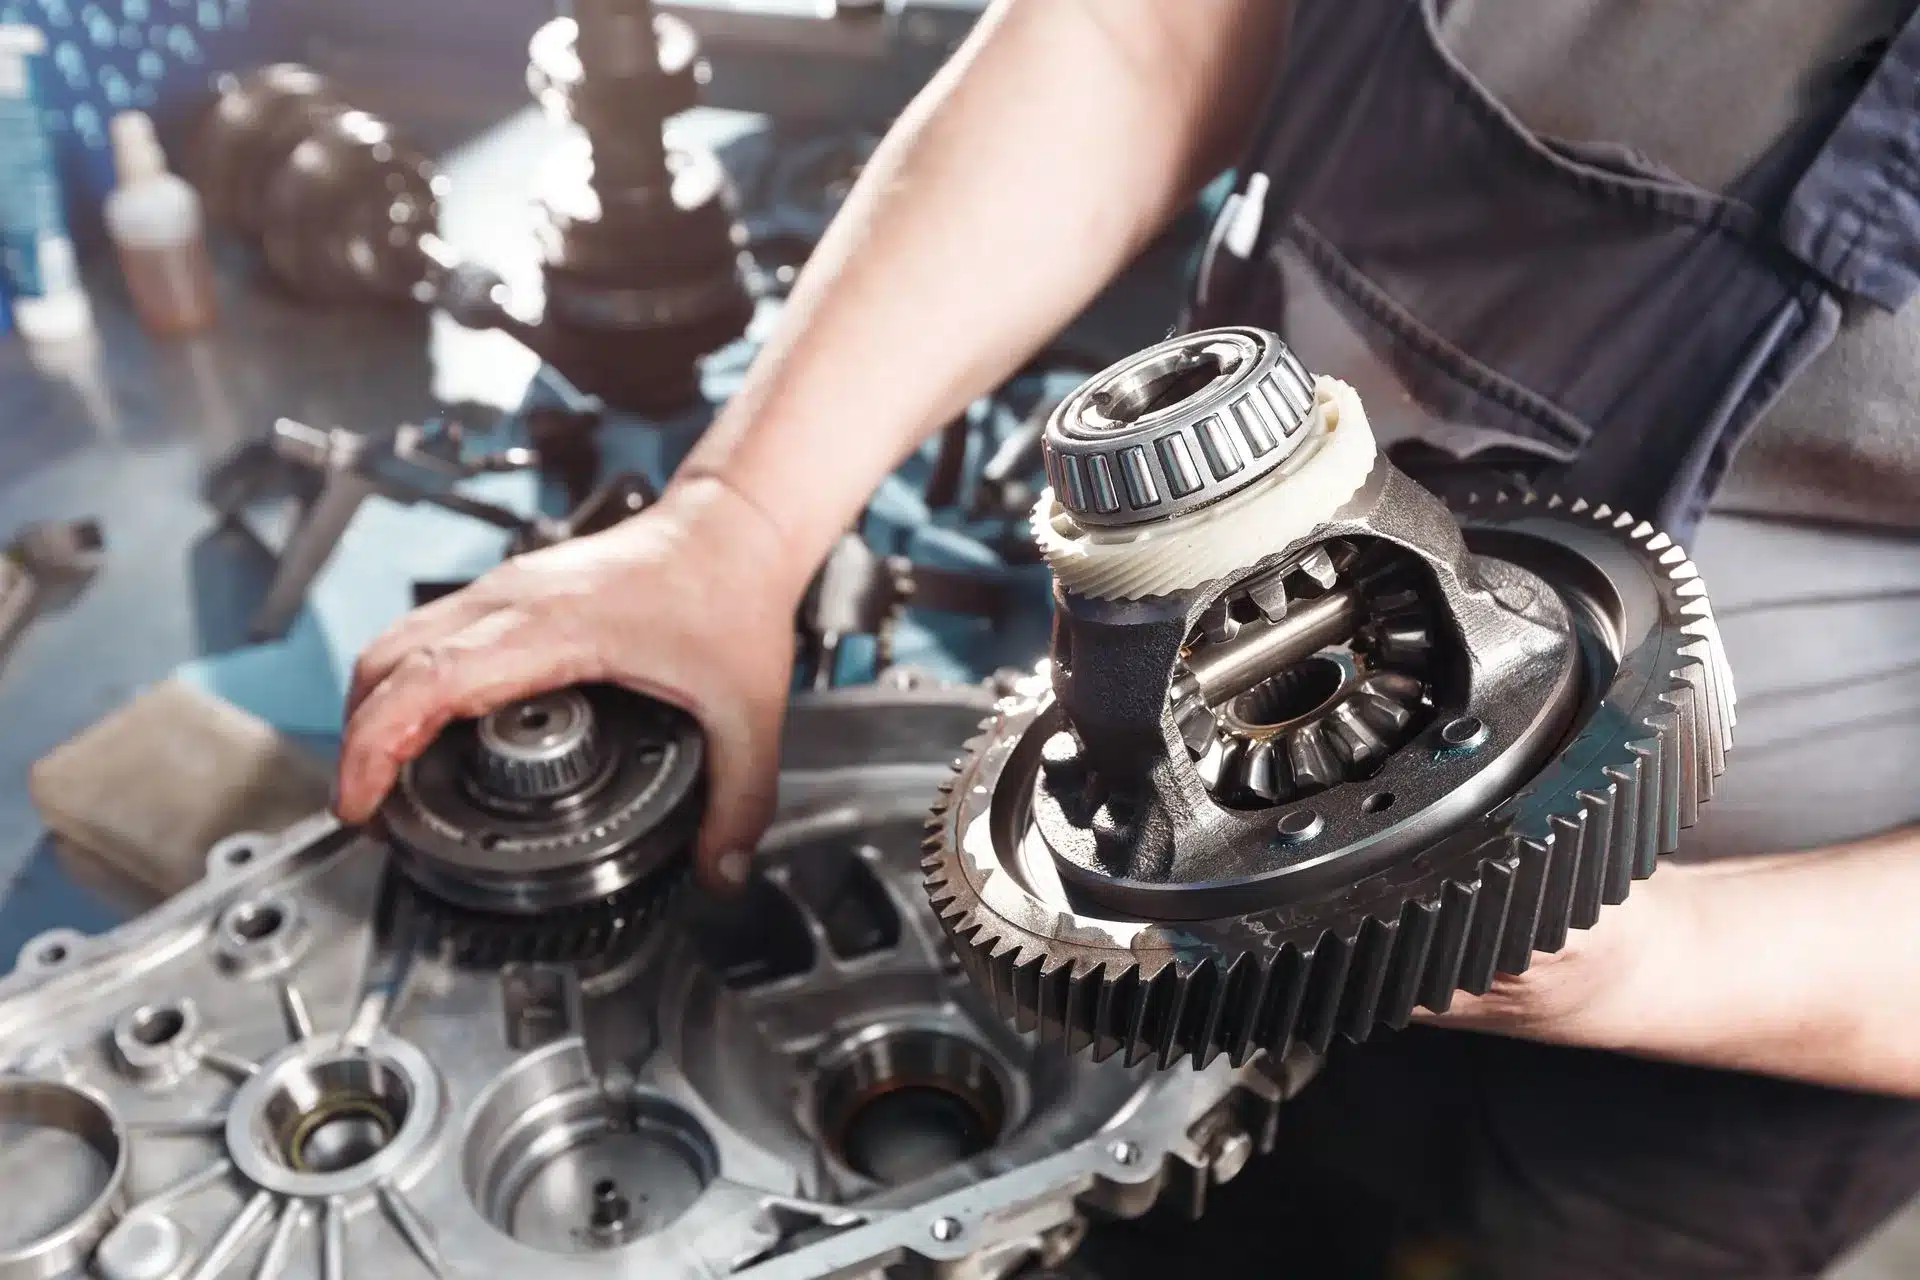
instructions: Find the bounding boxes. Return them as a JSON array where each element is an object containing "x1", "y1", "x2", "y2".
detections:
[
  {"x1": 1635, "y1": 832, "x2": 1920, "y2": 1092},
  {"x1": 676, "y1": 0, "x2": 1288, "y2": 586},
  {"x1": 1440, "y1": 827, "x2": 1920, "y2": 1095}
]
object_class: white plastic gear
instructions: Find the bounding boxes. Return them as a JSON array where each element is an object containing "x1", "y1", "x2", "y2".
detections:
[{"x1": 1032, "y1": 377, "x2": 1378, "y2": 600}]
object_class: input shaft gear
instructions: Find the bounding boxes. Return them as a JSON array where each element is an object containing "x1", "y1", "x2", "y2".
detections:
[
  {"x1": 382, "y1": 683, "x2": 704, "y2": 964},
  {"x1": 404, "y1": 867, "x2": 684, "y2": 966}
]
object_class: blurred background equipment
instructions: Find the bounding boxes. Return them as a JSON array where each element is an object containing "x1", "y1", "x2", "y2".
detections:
[
  {"x1": 0, "y1": 517, "x2": 104, "y2": 674},
  {"x1": 103, "y1": 109, "x2": 217, "y2": 336},
  {"x1": 0, "y1": 22, "x2": 93, "y2": 341},
  {"x1": 186, "y1": 0, "x2": 759, "y2": 414}
]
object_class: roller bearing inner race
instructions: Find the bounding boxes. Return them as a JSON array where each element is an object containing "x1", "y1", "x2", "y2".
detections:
[{"x1": 469, "y1": 689, "x2": 612, "y2": 806}]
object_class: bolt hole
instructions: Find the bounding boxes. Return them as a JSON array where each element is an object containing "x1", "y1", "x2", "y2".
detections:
[
  {"x1": 593, "y1": 1178, "x2": 617, "y2": 1198},
  {"x1": 1362, "y1": 792, "x2": 1395, "y2": 814},
  {"x1": 262, "y1": 1053, "x2": 411, "y2": 1174},
  {"x1": 225, "y1": 845, "x2": 254, "y2": 866},
  {"x1": 230, "y1": 902, "x2": 285, "y2": 943},
  {"x1": 816, "y1": 1029, "x2": 1008, "y2": 1187},
  {"x1": 131, "y1": 1005, "x2": 186, "y2": 1046},
  {"x1": 1440, "y1": 716, "x2": 1487, "y2": 748},
  {"x1": 930, "y1": 1217, "x2": 963, "y2": 1243},
  {"x1": 516, "y1": 706, "x2": 552, "y2": 732},
  {"x1": 37, "y1": 943, "x2": 67, "y2": 966}
]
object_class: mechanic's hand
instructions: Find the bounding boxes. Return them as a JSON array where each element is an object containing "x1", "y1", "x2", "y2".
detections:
[
  {"x1": 334, "y1": 476, "x2": 810, "y2": 892},
  {"x1": 1417, "y1": 865, "x2": 1700, "y2": 1048}
]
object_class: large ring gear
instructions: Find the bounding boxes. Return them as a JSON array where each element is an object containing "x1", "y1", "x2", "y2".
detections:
[
  {"x1": 382, "y1": 683, "x2": 705, "y2": 964},
  {"x1": 924, "y1": 326, "x2": 1736, "y2": 1069}
]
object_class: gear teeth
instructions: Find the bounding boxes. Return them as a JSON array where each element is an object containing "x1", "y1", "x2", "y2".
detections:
[
  {"x1": 1160, "y1": 961, "x2": 1207, "y2": 1070},
  {"x1": 1353, "y1": 688, "x2": 1415, "y2": 737},
  {"x1": 1195, "y1": 734, "x2": 1235, "y2": 791},
  {"x1": 1381, "y1": 899, "x2": 1438, "y2": 1028},
  {"x1": 1326, "y1": 699, "x2": 1388, "y2": 767},
  {"x1": 1499, "y1": 834, "x2": 1553, "y2": 974},
  {"x1": 1011, "y1": 953, "x2": 1045, "y2": 1035},
  {"x1": 1298, "y1": 934, "x2": 1354, "y2": 1055},
  {"x1": 1093, "y1": 969, "x2": 1130, "y2": 1063},
  {"x1": 1418, "y1": 881, "x2": 1475, "y2": 1012},
  {"x1": 1219, "y1": 957, "x2": 1266, "y2": 1067},
  {"x1": 1287, "y1": 724, "x2": 1340, "y2": 791},
  {"x1": 922, "y1": 491, "x2": 1737, "y2": 1068},
  {"x1": 1194, "y1": 958, "x2": 1239, "y2": 1067},
  {"x1": 1259, "y1": 948, "x2": 1313, "y2": 1061},
  {"x1": 1065, "y1": 963, "x2": 1101, "y2": 1056},
  {"x1": 1180, "y1": 547, "x2": 1433, "y2": 807},
  {"x1": 1458, "y1": 858, "x2": 1515, "y2": 995},
  {"x1": 405, "y1": 872, "x2": 679, "y2": 967},
  {"x1": 1175, "y1": 692, "x2": 1216, "y2": 756},
  {"x1": 1243, "y1": 740, "x2": 1283, "y2": 801},
  {"x1": 1616, "y1": 744, "x2": 1658, "y2": 890},
  {"x1": 1338, "y1": 917, "x2": 1397, "y2": 1041}
]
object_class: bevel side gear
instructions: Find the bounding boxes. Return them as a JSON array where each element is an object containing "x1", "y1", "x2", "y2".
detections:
[
  {"x1": 922, "y1": 327, "x2": 1735, "y2": 1070},
  {"x1": 382, "y1": 683, "x2": 704, "y2": 965},
  {"x1": 1172, "y1": 540, "x2": 1437, "y2": 808}
]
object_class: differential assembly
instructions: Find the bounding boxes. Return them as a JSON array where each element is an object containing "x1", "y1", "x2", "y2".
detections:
[
  {"x1": 925, "y1": 327, "x2": 1736, "y2": 1068},
  {"x1": 382, "y1": 683, "x2": 704, "y2": 963}
]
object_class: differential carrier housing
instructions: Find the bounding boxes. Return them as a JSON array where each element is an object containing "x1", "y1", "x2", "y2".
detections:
[{"x1": 924, "y1": 326, "x2": 1736, "y2": 1069}]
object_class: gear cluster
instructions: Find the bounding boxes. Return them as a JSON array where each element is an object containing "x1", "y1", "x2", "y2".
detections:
[
  {"x1": 381, "y1": 682, "x2": 704, "y2": 964},
  {"x1": 922, "y1": 327, "x2": 1736, "y2": 1069}
]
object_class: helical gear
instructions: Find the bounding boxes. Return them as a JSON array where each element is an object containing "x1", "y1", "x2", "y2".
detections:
[
  {"x1": 923, "y1": 495, "x2": 1735, "y2": 1069},
  {"x1": 403, "y1": 867, "x2": 685, "y2": 967}
]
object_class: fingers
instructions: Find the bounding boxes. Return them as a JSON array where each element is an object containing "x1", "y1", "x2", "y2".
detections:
[
  {"x1": 335, "y1": 609, "x2": 600, "y2": 823},
  {"x1": 345, "y1": 587, "x2": 498, "y2": 719},
  {"x1": 679, "y1": 667, "x2": 791, "y2": 898},
  {"x1": 691, "y1": 688, "x2": 787, "y2": 895}
]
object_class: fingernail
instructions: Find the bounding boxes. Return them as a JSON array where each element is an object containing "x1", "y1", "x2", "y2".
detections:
[{"x1": 715, "y1": 849, "x2": 752, "y2": 889}]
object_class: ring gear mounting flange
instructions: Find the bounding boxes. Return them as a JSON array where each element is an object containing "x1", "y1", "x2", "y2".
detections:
[
  {"x1": 925, "y1": 326, "x2": 1735, "y2": 1069},
  {"x1": 383, "y1": 683, "x2": 704, "y2": 962}
]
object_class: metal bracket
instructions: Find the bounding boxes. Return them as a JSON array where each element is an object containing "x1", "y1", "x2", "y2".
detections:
[
  {"x1": 0, "y1": 518, "x2": 106, "y2": 674},
  {"x1": 209, "y1": 410, "x2": 609, "y2": 641},
  {"x1": 794, "y1": 534, "x2": 1012, "y2": 689}
]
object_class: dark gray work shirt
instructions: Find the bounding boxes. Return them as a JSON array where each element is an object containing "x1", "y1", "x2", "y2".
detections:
[
  {"x1": 1440, "y1": 0, "x2": 1920, "y2": 530},
  {"x1": 1432, "y1": 2, "x2": 1919, "y2": 859}
]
